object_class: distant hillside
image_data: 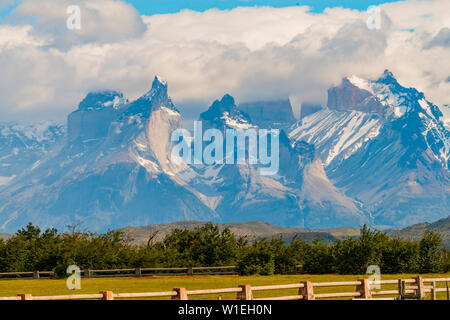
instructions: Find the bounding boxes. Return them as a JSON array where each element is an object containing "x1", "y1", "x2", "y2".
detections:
[
  {"x1": 119, "y1": 221, "x2": 361, "y2": 245},
  {"x1": 2, "y1": 217, "x2": 447, "y2": 247},
  {"x1": 0, "y1": 233, "x2": 11, "y2": 241},
  {"x1": 388, "y1": 216, "x2": 450, "y2": 247}
]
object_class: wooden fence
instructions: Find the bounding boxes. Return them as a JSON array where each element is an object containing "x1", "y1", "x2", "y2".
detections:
[
  {"x1": 0, "y1": 266, "x2": 238, "y2": 280},
  {"x1": 0, "y1": 276, "x2": 449, "y2": 301}
]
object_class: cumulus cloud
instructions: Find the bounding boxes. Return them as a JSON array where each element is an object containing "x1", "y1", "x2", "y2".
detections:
[
  {"x1": 425, "y1": 27, "x2": 450, "y2": 48},
  {"x1": 0, "y1": 0, "x2": 448, "y2": 123},
  {"x1": 11, "y1": 0, "x2": 147, "y2": 49}
]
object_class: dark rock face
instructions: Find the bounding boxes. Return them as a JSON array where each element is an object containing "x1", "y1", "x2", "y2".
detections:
[
  {"x1": 327, "y1": 78, "x2": 385, "y2": 115},
  {"x1": 238, "y1": 99, "x2": 296, "y2": 129},
  {"x1": 68, "y1": 108, "x2": 117, "y2": 142},
  {"x1": 300, "y1": 103, "x2": 323, "y2": 119},
  {"x1": 68, "y1": 90, "x2": 125, "y2": 142}
]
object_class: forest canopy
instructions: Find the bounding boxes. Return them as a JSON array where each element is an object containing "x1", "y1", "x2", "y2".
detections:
[{"x1": 0, "y1": 223, "x2": 448, "y2": 277}]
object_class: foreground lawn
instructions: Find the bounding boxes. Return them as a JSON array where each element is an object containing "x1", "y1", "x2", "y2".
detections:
[{"x1": 0, "y1": 274, "x2": 449, "y2": 300}]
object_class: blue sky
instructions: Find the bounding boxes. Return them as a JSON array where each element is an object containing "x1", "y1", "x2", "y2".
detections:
[
  {"x1": 0, "y1": 0, "x2": 405, "y2": 18},
  {"x1": 123, "y1": 0, "x2": 403, "y2": 14}
]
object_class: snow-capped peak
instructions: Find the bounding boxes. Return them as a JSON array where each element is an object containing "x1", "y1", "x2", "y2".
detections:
[
  {"x1": 199, "y1": 94, "x2": 255, "y2": 130},
  {"x1": 379, "y1": 69, "x2": 395, "y2": 81},
  {"x1": 345, "y1": 70, "x2": 443, "y2": 120},
  {"x1": 78, "y1": 90, "x2": 127, "y2": 111},
  {"x1": 345, "y1": 70, "x2": 398, "y2": 97},
  {"x1": 143, "y1": 76, "x2": 168, "y2": 99},
  {"x1": 125, "y1": 76, "x2": 177, "y2": 117},
  {"x1": 154, "y1": 75, "x2": 167, "y2": 86},
  {"x1": 346, "y1": 75, "x2": 371, "y2": 92}
]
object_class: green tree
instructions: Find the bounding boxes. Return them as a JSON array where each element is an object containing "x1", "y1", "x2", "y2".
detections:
[
  {"x1": 302, "y1": 239, "x2": 334, "y2": 274},
  {"x1": 237, "y1": 238, "x2": 275, "y2": 275},
  {"x1": 418, "y1": 230, "x2": 443, "y2": 273}
]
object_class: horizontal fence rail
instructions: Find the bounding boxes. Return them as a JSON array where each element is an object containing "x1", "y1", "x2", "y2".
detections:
[
  {"x1": 0, "y1": 266, "x2": 238, "y2": 280},
  {"x1": 0, "y1": 276, "x2": 449, "y2": 301}
]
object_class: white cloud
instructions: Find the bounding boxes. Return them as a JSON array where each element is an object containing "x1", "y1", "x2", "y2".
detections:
[
  {"x1": 0, "y1": 0, "x2": 449, "y2": 124},
  {"x1": 11, "y1": 0, "x2": 147, "y2": 48},
  {"x1": 0, "y1": 25, "x2": 43, "y2": 49}
]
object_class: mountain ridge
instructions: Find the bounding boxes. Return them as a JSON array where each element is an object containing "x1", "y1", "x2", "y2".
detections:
[{"x1": 0, "y1": 71, "x2": 448, "y2": 232}]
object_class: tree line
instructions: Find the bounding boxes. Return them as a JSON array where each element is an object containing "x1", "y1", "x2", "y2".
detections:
[{"x1": 0, "y1": 223, "x2": 448, "y2": 277}]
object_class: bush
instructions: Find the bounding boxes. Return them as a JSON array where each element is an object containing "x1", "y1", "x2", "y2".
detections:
[
  {"x1": 418, "y1": 230, "x2": 444, "y2": 273},
  {"x1": 237, "y1": 239, "x2": 275, "y2": 275},
  {"x1": 302, "y1": 239, "x2": 334, "y2": 274}
]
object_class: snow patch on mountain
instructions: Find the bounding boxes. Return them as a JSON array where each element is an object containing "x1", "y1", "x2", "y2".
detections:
[
  {"x1": 221, "y1": 112, "x2": 255, "y2": 130},
  {"x1": 0, "y1": 175, "x2": 15, "y2": 186},
  {"x1": 0, "y1": 121, "x2": 65, "y2": 187},
  {"x1": 0, "y1": 121, "x2": 64, "y2": 143},
  {"x1": 290, "y1": 109, "x2": 382, "y2": 166},
  {"x1": 439, "y1": 105, "x2": 450, "y2": 130}
]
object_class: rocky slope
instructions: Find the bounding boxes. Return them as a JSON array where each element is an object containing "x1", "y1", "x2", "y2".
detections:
[
  {"x1": 180, "y1": 94, "x2": 371, "y2": 228},
  {"x1": 388, "y1": 216, "x2": 450, "y2": 247},
  {"x1": 0, "y1": 77, "x2": 216, "y2": 231},
  {"x1": 290, "y1": 70, "x2": 450, "y2": 227},
  {"x1": 0, "y1": 122, "x2": 65, "y2": 188}
]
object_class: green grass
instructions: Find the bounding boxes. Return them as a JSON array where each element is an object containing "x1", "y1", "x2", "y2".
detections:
[{"x1": 0, "y1": 274, "x2": 449, "y2": 300}]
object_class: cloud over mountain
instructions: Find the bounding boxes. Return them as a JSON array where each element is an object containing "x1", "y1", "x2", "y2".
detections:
[{"x1": 0, "y1": 0, "x2": 448, "y2": 123}]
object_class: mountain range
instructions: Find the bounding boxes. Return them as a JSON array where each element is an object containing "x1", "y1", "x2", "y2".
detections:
[
  {"x1": 118, "y1": 220, "x2": 360, "y2": 246},
  {"x1": 0, "y1": 70, "x2": 448, "y2": 232}
]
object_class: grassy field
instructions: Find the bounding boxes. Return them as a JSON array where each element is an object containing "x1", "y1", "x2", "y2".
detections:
[{"x1": 0, "y1": 274, "x2": 449, "y2": 300}]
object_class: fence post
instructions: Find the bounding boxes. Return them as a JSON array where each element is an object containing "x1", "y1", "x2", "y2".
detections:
[
  {"x1": 300, "y1": 281, "x2": 315, "y2": 300},
  {"x1": 172, "y1": 288, "x2": 188, "y2": 300},
  {"x1": 84, "y1": 269, "x2": 90, "y2": 278},
  {"x1": 236, "y1": 285, "x2": 253, "y2": 300},
  {"x1": 356, "y1": 279, "x2": 372, "y2": 299},
  {"x1": 447, "y1": 281, "x2": 449, "y2": 300},
  {"x1": 430, "y1": 281, "x2": 436, "y2": 301},
  {"x1": 18, "y1": 294, "x2": 33, "y2": 300},
  {"x1": 187, "y1": 267, "x2": 193, "y2": 276},
  {"x1": 33, "y1": 271, "x2": 40, "y2": 280},
  {"x1": 414, "y1": 276, "x2": 424, "y2": 299},
  {"x1": 398, "y1": 279, "x2": 403, "y2": 300},
  {"x1": 135, "y1": 267, "x2": 142, "y2": 277},
  {"x1": 100, "y1": 291, "x2": 114, "y2": 300}
]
